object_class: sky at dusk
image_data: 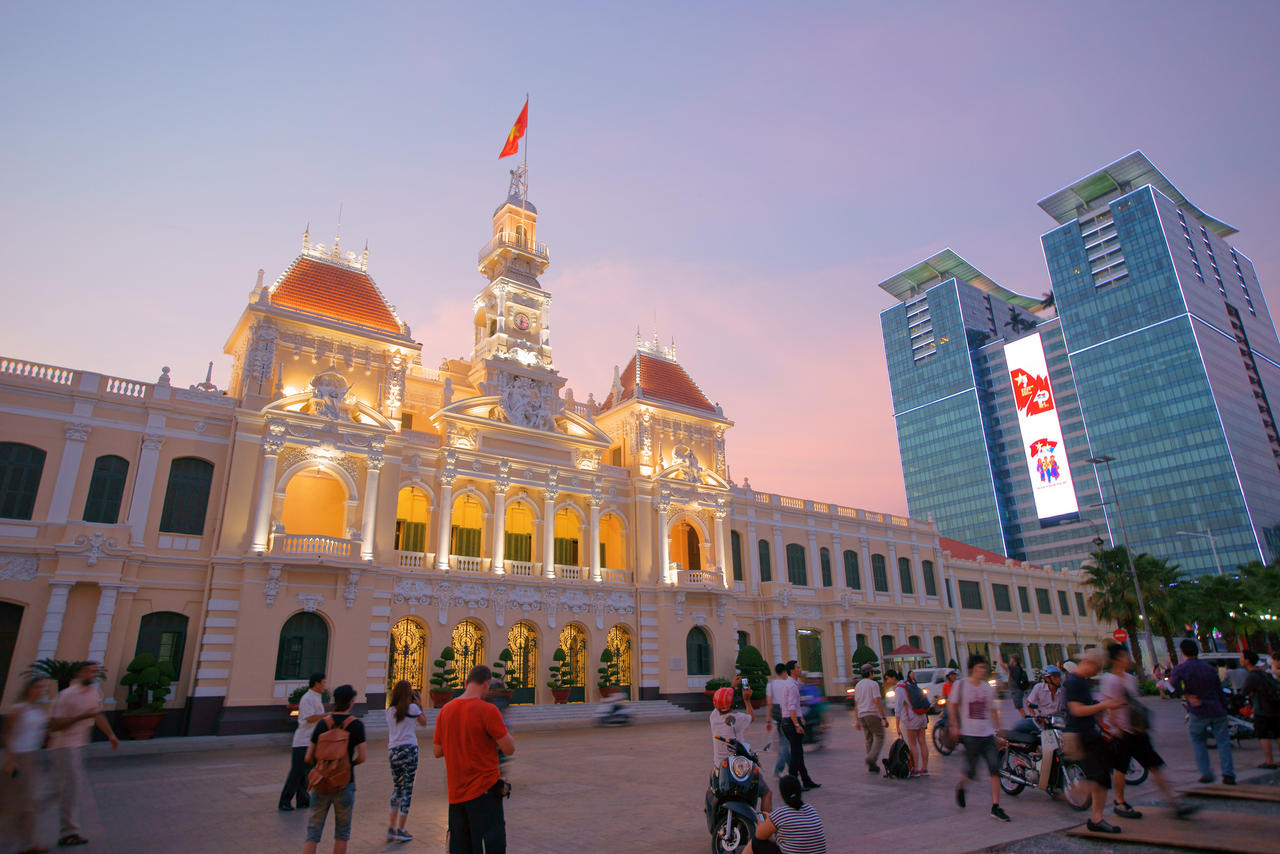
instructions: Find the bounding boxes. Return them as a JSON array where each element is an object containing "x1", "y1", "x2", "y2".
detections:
[{"x1": 4, "y1": 2, "x2": 1279, "y2": 517}]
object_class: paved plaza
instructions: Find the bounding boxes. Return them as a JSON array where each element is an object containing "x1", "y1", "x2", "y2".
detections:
[{"x1": 2, "y1": 696, "x2": 1277, "y2": 853}]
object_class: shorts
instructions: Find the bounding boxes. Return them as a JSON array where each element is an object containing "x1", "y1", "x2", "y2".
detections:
[
  {"x1": 1075, "y1": 737, "x2": 1114, "y2": 787},
  {"x1": 960, "y1": 735, "x2": 1000, "y2": 778},
  {"x1": 1254, "y1": 714, "x2": 1279, "y2": 740},
  {"x1": 1112, "y1": 731, "x2": 1164, "y2": 771}
]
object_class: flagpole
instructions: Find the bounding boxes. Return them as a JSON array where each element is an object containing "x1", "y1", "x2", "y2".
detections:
[{"x1": 520, "y1": 93, "x2": 529, "y2": 230}]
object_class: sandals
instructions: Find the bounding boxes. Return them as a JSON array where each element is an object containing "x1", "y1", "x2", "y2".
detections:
[{"x1": 58, "y1": 835, "x2": 89, "y2": 847}]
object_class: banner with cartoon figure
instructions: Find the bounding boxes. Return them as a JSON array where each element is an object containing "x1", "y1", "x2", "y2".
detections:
[{"x1": 1005, "y1": 333, "x2": 1080, "y2": 521}]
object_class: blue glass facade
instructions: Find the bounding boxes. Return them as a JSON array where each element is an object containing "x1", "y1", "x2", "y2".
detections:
[{"x1": 880, "y1": 158, "x2": 1280, "y2": 577}]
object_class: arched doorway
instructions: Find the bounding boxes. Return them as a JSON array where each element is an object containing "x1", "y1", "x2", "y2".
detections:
[
  {"x1": 507, "y1": 621, "x2": 537, "y2": 704},
  {"x1": 280, "y1": 468, "x2": 348, "y2": 538},
  {"x1": 599, "y1": 513, "x2": 625, "y2": 569},
  {"x1": 671, "y1": 520, "x2": 702, "y2": 572},
  {"x1": 0, "y1": 602, "x2": 23, "y2": 700},
  {"x1": 451, "y1": 619, "x2": 485, "y2": 690},
  {"x1": 559, "y1": 624, "x2": 587, "y2": 702},
  {"x1": 797, "y1": 627, "x2": 825, "y2": 694},
  {"x1": 388, "y1": 617, "x2": 428, "y2": 700},
  {"x1": 606, "y1": 624, "x2": 633, "y2": 700},
  {"x1": 395, "y1": 487, "x2": 432, "y2": 556}
]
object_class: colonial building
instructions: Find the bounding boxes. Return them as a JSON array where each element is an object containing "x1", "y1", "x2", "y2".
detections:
[{"x1": 0, "y1": 176, "x2": 1099, "y2": 734}]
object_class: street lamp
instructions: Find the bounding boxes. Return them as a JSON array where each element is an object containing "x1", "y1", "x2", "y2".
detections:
[
  {"x1": 1175, "y1": 529, "x2": 1224, "y2": 576},
  {"x1": 1087, "y1": 454, "x2": 1159, "y2": 674}
]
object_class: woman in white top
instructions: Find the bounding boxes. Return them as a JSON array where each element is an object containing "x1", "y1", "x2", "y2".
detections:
[
  {"x1": 3, "y1": 676, "x2": 51, "y2": 854},
  {"x1": 385, "y1": 680, "x2": 428, "y2": 843}
]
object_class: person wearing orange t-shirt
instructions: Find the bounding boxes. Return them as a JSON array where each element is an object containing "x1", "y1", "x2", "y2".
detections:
[{"x1": 433, "y1": 665, "x2": 516, "y2": 853}]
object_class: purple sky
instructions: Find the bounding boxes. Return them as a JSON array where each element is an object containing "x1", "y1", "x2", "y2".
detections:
[{"x1": 4, "y1": 2, "x2": 1279, "y2": 517}]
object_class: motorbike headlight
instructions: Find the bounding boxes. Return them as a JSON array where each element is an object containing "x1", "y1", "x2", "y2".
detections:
[
  {"x1": 988, "y1": 679, "x2": 997, "y2": 687},
  {"x1": 729, "y1": 756, "x2": 753, "y2": 781},
  {"x1": 938, "y1": 698, "x2": 947, "y2": 705},
  {"x1": 922, "y1": 688, "x2": 929, "y2": 695},
  {"x1": 886, "y1": 689, "x2": 896, "y2": 698}
]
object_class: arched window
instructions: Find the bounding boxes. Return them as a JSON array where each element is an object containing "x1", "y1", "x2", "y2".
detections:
[
  {"x1": 785, "y1": 543, "x2": 807, "y2": 586},
  {"x1": 450, "y1": 494, "x2": 483, "y2": 557},
  {"x1": 730, "y1": 530, "x2": 744, "y2": 581},
  {"x1": 855, "y1": 633, "x2": 868, "y2": 652},
  {"x1": 559, "y1": 623, "x2": 586, "y2": 702},
  {"x1": 737, "y1": 630, "x2": 749, "y2": 651},
  {"x1": 135, "y1": 611, "x2": 188, "y2": 679},
  {"x1": 922, "y1": 560, "x2": 937, "y2": 596},
  {"x1": 880, "y1": 634, "x2": 895, "y2": 657},
  {"x1": 819, "y1": 547, "x2": 833, "y2": 587},
  {"x1": 507, "y1": 621, "x2": 537, "y2": 704},
  {"x1": 394, "y1": 487, "x2": 431, "y2": 553},
  {"x1": 686, "y1": 626, "x2": 712, "y2": 676},
  {"x1": 82, "y1": 455, "x2": 129, "y2": 524},
  {"x1": 0, "y1": 602, "x2": 25, "y2": 699},
  {"x1": 505, "y1": 501, "x2": 535, "y2": 562},
  {"x1": 898, "y1": 557, "x2": 914, "y2": 595},
  {"x1": 908, "y1": 634, "x2": 922, "y2": 651},
  {"x1": 452, "y1": 619, "x2": 486, "y2": 682},
  {"x1": 843, "y1": 550, "x2": 861, "y2": 589},
  {"x1": 553, "y1": 507, "x2": 582, "y2": 566},
  {"x1": 933, "y1": 636, "x2": 947, "y2": 667},
  {"x1": 607, "y1": 624, "x2": 633, "y2": 698},
  {"x1": 0, "y1": 442, "x2": 46, "y2": 520},
  {"x1": 871, "y1": 554, "x2": 888, "y2": 592},
  {"x1": 158, "y1": 457, "x2": 214, "y2": 535},
  {"x1": 275, "y1": 613, "x2": 328, "y2": 680},
  {"x1": 757, "y1": 539, "x2": 772, "y2": 583},
  {"x1": 599, "y1": 513, "x2": 625, "y2": 569}
]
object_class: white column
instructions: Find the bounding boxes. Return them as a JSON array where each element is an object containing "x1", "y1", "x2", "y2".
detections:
[
  {"x1": 888, "y1": 542, "x2": 902, "y2": 603},
  {"x1": 746, "y1": 523, "x2": 760, "y2": 593},
  {"x1": 86, "y1": 584, "x2": 120, "y2": 664},
  {"x1": 867, "y1": 622, "x2": 880, "y2": 658},
  {"x1": 833, "y1": 619, "x2": 847, "y2": 683},
  {"x1": 769, "y1": 618, "x2": 783, "y2": 666},
  {"x1": 860, "y1": 537, "x2": 873, "y2": 594},
  {"x1": 360, "y1": 462, "x2": 381, "y2": 561},
  {"x1": 1021, "y1": 644, "x2": 1031, "y2": 670},
  {"x1": 48, "y1": 423, "x2": 91, "y2": 523},
  {"x1": 541, "y1": 492, "x2": 556, "y2": 578},
  {"x1": 126, "y1": 433, "x2": 166, "y2": 546},
  {"x1": 785, "y1": 618, "x2": 797, "y2": 661},
  {"x1": 806, "y1": 529, "x2": 819, "y2": 586},
  {"x1": 492, "y1": 488, "x2": 507, "y2": 575},
  {"x1": 832, "y1": 533, "x2": 844, "y2": 586},
  {"x1": 588, "y1": 498, "x2": 602, "y2": 582},
  {"x1": 714, "y1": 512, "x2": 729, "y2": 587},
  {"x1": 250, "y1": 450, "x2": 280, "y2": 554},
  {"x1": 658, "y1": 502, "x2": 672, "y2": 584},
  {"x1": 434, "y1": 477, "x2": 455, "y2": 570},
  {"x1": 910, "y1": 545, "x2": 925, "y2": 600},
  {"x1": 772, "y1": 526, "x2": 786, "y2": 584},
  {"x1": 37, "y1": 581, "x2": 74, "y2": 660}
]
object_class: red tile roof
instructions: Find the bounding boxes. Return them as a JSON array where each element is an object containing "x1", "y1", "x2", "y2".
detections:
[
  {"x1": 940, "y1": 537, "x2": 1042, "y2": 570},
  {"x1": 601, "y1": 352, "x2": 716, "y2": 413},
  {"x1": 269, "y1": 255, "x2": 403, "y2": 335}
]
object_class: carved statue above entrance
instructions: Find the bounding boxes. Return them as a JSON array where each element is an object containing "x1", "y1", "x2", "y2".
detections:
[
  {"x1": 306, "y1": 372, "x2": 354, "y2": 420},
  {"x1": 487, "y1": 368, "x2": 558, "y2": 431}
]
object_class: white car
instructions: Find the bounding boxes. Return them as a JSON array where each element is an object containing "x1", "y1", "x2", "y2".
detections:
[{"x1": 882, "y1": 667, "x2": 956, "y2": 715}]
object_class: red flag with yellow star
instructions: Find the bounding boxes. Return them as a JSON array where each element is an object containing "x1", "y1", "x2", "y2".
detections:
[{"x1": 499, "y1": 99, "x2": 528, "y2": 159}]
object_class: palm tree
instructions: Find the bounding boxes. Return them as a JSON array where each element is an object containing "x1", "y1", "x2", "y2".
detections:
[
  {"x1": 1083, "y1": 545, "x2": 1144, "y2": 669},
  {"x1": 1136, "y1": 555, "x2": 1186, "y2": 667}
]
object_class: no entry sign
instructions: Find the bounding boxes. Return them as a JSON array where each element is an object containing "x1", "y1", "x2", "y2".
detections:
[{"x1": 1113, "y1": 628, "x2": 1128, "y2": 644}]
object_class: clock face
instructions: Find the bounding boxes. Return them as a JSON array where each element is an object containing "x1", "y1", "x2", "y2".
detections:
[{"x1": 513, "y1": 312, "x2": 531, "y2": 332}]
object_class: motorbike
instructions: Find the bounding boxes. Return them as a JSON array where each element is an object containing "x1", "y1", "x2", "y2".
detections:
[
  {"x1": 996, "y1": 717, "x2": 1091, "y2": 810},
  {"x1": 597, "y1": 701, "x2": 632, "y2": 726},
  {"x1": 705, "y1": 736, "x2": 766, "y2": 854},
  {"x1": 931, "y1": 699, "x2": 955, "y2": 755},
  {"x1": 800, "y1": 702, "x2": 826, "y2": 749}
]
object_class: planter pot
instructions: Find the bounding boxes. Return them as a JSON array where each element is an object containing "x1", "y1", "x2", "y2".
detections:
[
  {"x1": 749, "y1": 697, "x2": 766, "y2": 710},
  {"x1": 599, "y1": 685, "x2": 622, "y2": 700},
  {"x1": 121, "y1": 711, "x2": 166, "y2": 741},
  {"x1": 429, "y1": 690, "x2": 454, "y2": 709},
  {"x1": 286, "y1": 703, "x2": 299, "y2": 713},
  {"x1": 551, "y1": 688, "x2": 571, "y2": 704}
]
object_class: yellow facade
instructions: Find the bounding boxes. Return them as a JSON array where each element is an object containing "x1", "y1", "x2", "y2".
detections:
[{"x1": 0, "y1": 184, "x2": 1100, "y2": 734}]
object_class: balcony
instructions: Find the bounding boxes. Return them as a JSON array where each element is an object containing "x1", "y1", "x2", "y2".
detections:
[
  {"x1": 600, "y1": 568, "x2": 633, "y2": 585},
  {"x1": 271, "y1": 533, "x2": 360, "y2": 558},
  {"x1": 396, "y1": 550, "x2": 436, "y2": 570},
  {"x1": 387, "y1": 552, "x2": 632, "y2": 585},
  {"x1": 676, "y1": 568, "x2": 724, "y2": 587},
  {"x1": 449, "y1": 555, "x2": 489, "y2": 573},
  {"x1": 505, "y1": 560, "x2": 538, "y2": 578},
  {"x1": 554, "y1": 564, "x2": 589, "y2": 582},
  {"x1": 477, "y1": 230, "x2": 549, "y2": 264}
]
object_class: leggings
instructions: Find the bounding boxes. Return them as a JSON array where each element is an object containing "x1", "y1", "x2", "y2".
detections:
[{"x1": 389, "y1": 744, "x2": 419, "y2": 815}]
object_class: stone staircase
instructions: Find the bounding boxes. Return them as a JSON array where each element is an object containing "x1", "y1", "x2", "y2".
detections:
[{"x1": 363, "y1": 699, "x2": 697, "y2": 732}]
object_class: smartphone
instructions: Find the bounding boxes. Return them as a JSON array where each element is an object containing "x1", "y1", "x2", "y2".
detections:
[{"x1": 742, "y1": 678, "x2": 749, "y2": 689}]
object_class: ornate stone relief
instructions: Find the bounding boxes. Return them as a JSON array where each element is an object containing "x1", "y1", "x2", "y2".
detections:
[
  {"x1": 674, "y1": 591, "x2": 686, "y2": 622},
  {"x1": 388, "y1": 578, "x2": 634, "y2": 632},
  {"x1": 487, "y1": 369, "x2": 559, "y2": 431},
  {"x1": 264, "y1": 564, "x2": 283, "y2": 606},
  {"x1": 344, "y1": 568, "x2": 361, "y2": 609},
  {"x1": 70, "y1": 533, "x2": 119, "y2": 567},
  {"x1": 307, "y1": 372, "x2": 355, "y2": 420},
  {"x1": 64, "y1": 423, "x2": 91, "y2": 442},
  {"x1": 297, "y1": 593, "x2": 324, "y2": 613},
  {"x1": 0, "y1": 554, "x2": 38, "y2": 581}
]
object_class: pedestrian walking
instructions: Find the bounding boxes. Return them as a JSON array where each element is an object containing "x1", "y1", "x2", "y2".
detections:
[
  {"x1": 3, "y1": 675, "x2": 51, "y2": 854},
  {"x1": 745, "y1": 775, "x2": 826, "y2": 854},
  {"x1": 948, "y1": 654, "x2": 1009, "y2": 822},
  {"x1": 385, "y1": 680, "x2": 428, "y2": 843},
  {"x1": 765, "y1": 663, "x2": 791, "y2": 777},
  {"x1": 888, "y1": 670, "x2": 929, "y2": 776},
  {"x1": 1101, "y1": 644, "x2": 1195, "y2": 819},
  {"x1": 851, "y1": 665, "x2": 887, "y2": 774},
  {"x1": 281, "y1": 672, "x2": 327, "y2": 812},
  {"x1": 1004, "y1": 655, "x2": 1030, "y2": 718},
  {"x1": 1241, "y1": 650, "x2": 1280, "y2": 769},
  {"x1": 47, "y1": 662, "x2": 118, "y2": 848},
  {"x1": 1063, "y1": 648, "x2": 1124, "y2": 834},
  {"x1": 433, "y1": 665, "x2": 516, "y2": 854},
  {"x1": 1170, "y1": 639, "x2": 1235, "y2": 784},
  {"x1": 779, "y1": 660, "x2": 819, "y2": 790},
  {"x1": 302, "y1": 684, "x2": 366, "y2": 854}
]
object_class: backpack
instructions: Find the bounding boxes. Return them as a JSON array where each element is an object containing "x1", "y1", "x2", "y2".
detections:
[
  {"x1": 307, "y1": 715, "x2": 354, "y2": 794},
  {"x1": 883, "y1": 737, "x2": 912, "y2": 779},
  {"x1": 903, "y1": 681, "x2": 930, "y2": 715},
  {"x1": 1015, "y1": 667, "x2": 1030, "y2": 692}
]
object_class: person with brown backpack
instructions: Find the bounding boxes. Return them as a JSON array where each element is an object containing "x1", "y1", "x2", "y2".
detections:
[{"x1": 302, "y1": 684, "x2": 366, "y2": 854}]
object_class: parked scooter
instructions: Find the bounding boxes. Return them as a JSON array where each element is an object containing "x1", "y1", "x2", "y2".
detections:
[
  {"x1": 996, "y1": 717, "x2": 1090, "y2": 810},
  {"x1": 597, "y1": 701, "x2": 632, "y2": 726},
  {"x1": 705, "y1": 736, "x2": 767, "y2": 854}
]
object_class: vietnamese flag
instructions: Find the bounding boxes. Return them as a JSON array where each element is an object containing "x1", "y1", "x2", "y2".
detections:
[{"x1": 499, "y1": 99, "x2": 528, "y2": 159}]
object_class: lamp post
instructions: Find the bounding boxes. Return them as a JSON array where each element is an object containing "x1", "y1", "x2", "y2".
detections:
[
  {"x1": 1087, "y1": 454, "x2": 1159, "y2": 675},
  {"x1": 1174, "y1": 528, "x2": 1224, "y2": 577}
]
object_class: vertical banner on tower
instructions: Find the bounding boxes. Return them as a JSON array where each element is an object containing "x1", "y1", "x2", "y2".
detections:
[{"x1": 1005, "y1": 333, "x2": 1080, "y2": 523}]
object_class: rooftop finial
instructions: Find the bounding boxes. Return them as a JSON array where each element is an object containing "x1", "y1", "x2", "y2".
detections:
[
  {"x1": 302, "y1": 223, "x2": 311, "y2": 251},
  {"x1": 360, "y1": 240, "x2": 369, "y2": 272},
  {"x1": 332, "y1": 204, "x2": 343, "y2": 259}
]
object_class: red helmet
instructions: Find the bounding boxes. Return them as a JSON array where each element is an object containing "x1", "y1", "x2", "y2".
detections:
[{"x1": 713, "y1": 687, "x2": 735, "y2": 712}]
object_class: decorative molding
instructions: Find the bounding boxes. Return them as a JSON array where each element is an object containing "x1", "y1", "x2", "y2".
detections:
[
  {"x1": 0, "y1": 554, "x2": 38, "y2": 581},
  {"x1": 264, "y1": 564, "x2": 283, "y2": 606},
  {"x1": 70, "y1": 532, "x2": 120, "y2": 567},
  {"x1": 344, "y1": 568, "x2": 361, "y2": 609},
  {"x1": 297, "y1": 593, "x2": 324, "y2": 613},
  {"x1": 142, "y1": 433, "x2": 166, "y2": 451},
  {"x1": 673, "y1": 591, "x2": 686, "y2": 622},
  {"x1": 263, "y1": 419, "x2": 287, "y2": 454},
  {"x1": 64, "y1": 422, "x2": 91, "y2": 442}
]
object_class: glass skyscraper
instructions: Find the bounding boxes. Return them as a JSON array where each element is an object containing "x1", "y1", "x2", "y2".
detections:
[{"x1": 879, "y1": 152, "x2": 1280, "y2": 577}]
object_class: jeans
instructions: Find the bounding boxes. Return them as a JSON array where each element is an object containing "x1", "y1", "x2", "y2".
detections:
[
  {"x1": 306, "y1": 781, "x2": 356, "y2": 843},
  {"x1": 780, "y1": 720, "x2": 813, "y2": 785},
  {"x1": 279, "y1": 745, "x2": 312, "y2": 808},
  {"x1": 448, "y1": 790, "x2": 506, "y2": 854},
  {"x1": 1188, "y1": 715, "x2": 1235, "y2": 780},
  {"x1": 859, "y1": 715, "x2": 885, "y2": 769}
]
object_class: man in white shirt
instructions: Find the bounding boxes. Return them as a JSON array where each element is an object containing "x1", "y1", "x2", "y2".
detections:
[
  {"x1": 852, "y1": 665, "x2": 887, "y2": 773},
  {"x1": 948, "y1": 654, "x2": 1008, "y2": 822},
  {"x1": 764, "y1": 663, "x2": 791, "y2": 776},
  {"x1": 779, "y1": 660, "x2": 819, "y2": 789},
  {"x1": 280, "y1": 672, "x2": 327, "y2": 811}
]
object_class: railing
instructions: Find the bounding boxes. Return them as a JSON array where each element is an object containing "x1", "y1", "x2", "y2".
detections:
[
  {"x1": 0, "y1": 357, "x2": 75, "y2": 386},
  {"x1": 677, "y1": 568, "x2": 723, "y2": 586},
  {"x1": 599, "y1": 568, "x2": 632, "y2": 585},
  {"x1": 397, "y1": 550, "x2": 436, "y2": 569},
  {"x1": 505, "y1": 560, "x2": 537, "y2": 577},
  {"x1": 273, "y1": 533, "x2": 357, "y2": 557},
  {"x1": 104, "y1": 375, "x2": 149, "y2": 398},
  {"x1": 779, "y1": 496, "x2": 805, "y2": 509},
  {"x1": 477, "y1": 230, "x2": 549, "y2": 264},
  {"x1": 555, "y1": 564, "x2": 588, "y2": 581},
  {"x1": 451, "y1": 555, "x2": 486, "y2": 573}
]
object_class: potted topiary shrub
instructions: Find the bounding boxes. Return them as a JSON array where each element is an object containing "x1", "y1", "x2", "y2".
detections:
[
  {"x1": 547, "y1": 647, "x2": 570, "y2": 704},
  {"x1": 597, "y1": 647, "x2": 622, "y2": 699},
  {"x1": 490, "y1": 648, "x2": 516, "y2": 700},
  {"x1": 118, "y1": 653, "x2": 176, "y2": 740},
  {"x1": 704, "y1": 676, "x2": 731, "y2": 697},
  {"x1": 428, "y1": 646, "x2": 457, "y2": 708},
  {"x1": 286, "y1": 685, "x2": 331, "y2": 713},
  {"x1": 735, "y1": 644, "x2": 771, "y2": 709}
]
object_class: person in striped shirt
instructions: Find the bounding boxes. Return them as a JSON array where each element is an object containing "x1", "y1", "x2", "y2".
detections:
[{"x1": 747, "y1": 775, "x2": 825, "y2": 854}]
